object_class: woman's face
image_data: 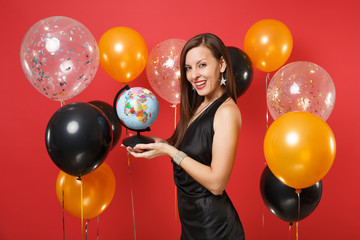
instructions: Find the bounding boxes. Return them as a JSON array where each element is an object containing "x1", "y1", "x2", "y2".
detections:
[{"x1": 185, "y1": 45, "x2": 226, "y2": 98}]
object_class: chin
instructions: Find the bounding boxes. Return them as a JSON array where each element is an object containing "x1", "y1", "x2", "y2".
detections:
[{"x1": 195, "y1": 89, "x2": 207, "y2": 96}]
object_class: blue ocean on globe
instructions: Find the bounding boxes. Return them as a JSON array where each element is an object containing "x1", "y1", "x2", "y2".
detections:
[{"x1": 116, "y1": 87, "x2": 159, "y2": 131}]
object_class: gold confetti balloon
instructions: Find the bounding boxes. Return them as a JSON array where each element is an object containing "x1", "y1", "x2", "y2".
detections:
[
  {"x1": 267, "y1": 61, "x2": 335, "y2": 121},
  {"x1": 146, "y1": 39, "x2": 186, "y2": 105}
]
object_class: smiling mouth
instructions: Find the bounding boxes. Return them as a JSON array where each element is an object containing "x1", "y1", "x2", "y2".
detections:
[{"x1": 194, "y1": 80, "x2": 207, "y2": 88}]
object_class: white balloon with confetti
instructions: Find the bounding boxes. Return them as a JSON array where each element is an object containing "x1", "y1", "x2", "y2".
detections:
[{"x1": 20, "y1": 16, "x2": 99, "y2": 102}]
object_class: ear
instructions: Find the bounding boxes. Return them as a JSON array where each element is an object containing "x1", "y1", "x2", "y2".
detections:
[{"x1": 219, "y1": 56, "x2": 227, "y2": 73}]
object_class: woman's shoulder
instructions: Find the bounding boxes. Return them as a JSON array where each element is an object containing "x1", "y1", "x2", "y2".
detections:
[{"x1": 214, "y1": 98, "x2": 242, "y2": 127}]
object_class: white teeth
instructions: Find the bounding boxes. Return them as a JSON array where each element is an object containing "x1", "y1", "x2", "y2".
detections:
[{"x1": 195, "y1": 81, "x2": 206, "y2": 86}]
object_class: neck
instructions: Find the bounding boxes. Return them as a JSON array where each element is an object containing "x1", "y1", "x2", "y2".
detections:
[{"x1": 204, "y1": 89, "x2": 225, "y2": 104}]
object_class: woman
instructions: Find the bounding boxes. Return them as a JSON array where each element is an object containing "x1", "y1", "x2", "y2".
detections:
[{"x1": 127, "y1": 33, "x2": 245, "y2": 240}]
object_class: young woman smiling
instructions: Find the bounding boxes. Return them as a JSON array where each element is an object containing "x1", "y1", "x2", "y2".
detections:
[{"x1": 126, "y1": 33, "x2": 245, "y2": 240}]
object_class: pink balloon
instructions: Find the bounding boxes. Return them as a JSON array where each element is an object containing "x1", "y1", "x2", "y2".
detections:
[
  {"x1": 267, "y1": 61, "x2": 335, "y2": 121},
  {"x1": 146, "y1": 39, "x2": 186, "y2": 104},
  {"x1": 20, "y1": 16, "x2": 99, "y2": 101}
]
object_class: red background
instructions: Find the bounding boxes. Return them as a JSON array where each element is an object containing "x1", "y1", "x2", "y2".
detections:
[{"x1": 1, "y1": 0, "x2": 359, "y2": 239}]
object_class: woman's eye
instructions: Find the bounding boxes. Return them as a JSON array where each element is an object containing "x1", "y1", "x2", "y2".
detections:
[
  {"x1": 185, "y1": 66, "x2": 191, "y2": 71},
  {"x1": 199, "y1": 63, "x2": 206, "y2": 68}
]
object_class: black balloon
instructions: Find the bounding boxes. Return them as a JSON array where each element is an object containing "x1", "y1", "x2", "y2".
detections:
[
  {"x1": 89, "y1": 100, "x2": 122, "y2": 149},
  {"x1": 227, "y1": 46, "x2": 253, "y2": 98},
  {"x1": 45, "y1": 102, "x2": 113, "y2": 177},
  {"x1": 260, "y1": 166, "x2": 322, "y2": 222}
]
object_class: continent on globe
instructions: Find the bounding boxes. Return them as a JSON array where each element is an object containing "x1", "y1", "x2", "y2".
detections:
[{"x1": 124, "y1": 88, "x2": 155, "y2": 124}]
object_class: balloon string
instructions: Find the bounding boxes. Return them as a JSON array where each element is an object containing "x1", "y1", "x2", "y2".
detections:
[
  {"x1": 81, "y1": 179, "x2": 84, "y2": 240},
  {"x1": 130, "y1": 183, "x2": 137, "y2": 240},
  {"x1": 296, "y1": 189, "x2": 301, "y2": 240},
  {"x1": 126, "y1": 145, "x2": 137, "y2": 240},
  {"x1": 264, "y1": 73, "x2": 270, "y2": 167},
  {"x1": 62, "y1": 185, "x2": 65, "y2": 240},
  {"x1": 174, "y1": 186, "x2": 178, "y2": 224},
  {"x1": 296, "y1": 222, "x2": 299, "y2": 240},
  {"x1": 171, "y1": 104, "x2": 177, "y2": 129},
  {"x1": 171, "y1": 104, "x2": 178, "y2": 225},
  {"x1": 77, "y1": 177, "x2": 84, "y2": 240},
  {"x1": 85, "y1": 220, "x2": 89, "y2": 240},
  {"x1": 126, "y1": 129, "x2": 131, "y2": 170},
  {"x1": 288, "y1": 222, "x2": 293, "y2": 240},
  {"x1": 265, "y1": 73, "x2": 270, "y2": 131},
  {"x1": 97, "y1": 215, "x2": 99, "y2": 240},
  {"x1": 262, "y1": 73, "x2": 271, "y2": 240},
  {"x1": 262, "y1": 211, "x2": 265, "y2": 240}
]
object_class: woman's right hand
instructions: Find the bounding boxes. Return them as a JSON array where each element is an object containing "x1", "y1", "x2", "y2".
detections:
[
  {"x1": 122, "y1": 135, "x2": 167, "y2": 154},
  {"x1": 149, "y1": 136, "x2": 167, "y2": 143},
  {"x1": 126, "y1": 141, "x2": 178, "y2": 160}
]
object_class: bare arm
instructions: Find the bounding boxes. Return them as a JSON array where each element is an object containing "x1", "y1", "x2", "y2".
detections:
[
  {"x1": 177, "y1": 100, "x2": 241, "y2": 195},
  {"x1": 127, "y1": 100, "x2": 242, "y2": 195}
]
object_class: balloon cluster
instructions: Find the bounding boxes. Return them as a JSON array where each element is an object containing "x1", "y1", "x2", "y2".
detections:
[
  {"x1": 30, "y1": 22, "x2": 153, "y2": 219},
  {"x1": 20, "y1": 16, "x2": 124, "y2": 219},
  {"x1": 22, "y1": 15, "x2": 337, "y2": 225},
  {"x1": 45, "y1": 101, "x2": 121, "y2": 217},
  {"x1": 243, "y1": 19, "x2": 336, "y2": 223}
]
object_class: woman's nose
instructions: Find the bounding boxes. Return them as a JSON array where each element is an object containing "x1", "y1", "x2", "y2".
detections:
[{"x1": 191, "y1": 68, "x2": 199, "y2": 80}]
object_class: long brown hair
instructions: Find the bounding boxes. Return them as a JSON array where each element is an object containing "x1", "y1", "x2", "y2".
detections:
[{"x1": 167, "y1": 33, "x2": 237, "y2": 147}]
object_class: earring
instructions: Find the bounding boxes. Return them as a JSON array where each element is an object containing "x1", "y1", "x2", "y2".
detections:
[
  {"x1": 192, "y1": 85, "x2": 196, "y2": 91},
  {"x1": 220, "y1": 73, "x2": 227, "y2": 86}
]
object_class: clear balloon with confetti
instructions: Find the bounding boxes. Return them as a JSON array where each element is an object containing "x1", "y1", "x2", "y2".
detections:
[
  {"x1": 146, "y1": 39, "x2": 186, "y2": 105},
  {"x1": 20, "y1": 16, "x2": 99, "y2": 102},
  {"x1": 267, "y1": 61, "x2": 335, "y2": 121}
]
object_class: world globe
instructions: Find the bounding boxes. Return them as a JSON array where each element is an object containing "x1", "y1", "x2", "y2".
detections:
[{"x1": 115, "y1": 87, "x2": 159, "y2": 131}]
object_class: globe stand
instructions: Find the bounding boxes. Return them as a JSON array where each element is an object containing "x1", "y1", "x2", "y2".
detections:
[{"x1": 122, "y1": 132, "x2": 155, "y2": 148}]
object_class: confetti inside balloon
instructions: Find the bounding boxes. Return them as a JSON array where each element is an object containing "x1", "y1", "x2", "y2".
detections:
[
  {"x1": 267, "y1": 61, "x2": 335, "y2": 120},
  {"x1": 20, "y1": 16, "x2": 99, "y2": 101},
  {"x1": 147, "y1": 39, "x2": 186, "y2": 104}
]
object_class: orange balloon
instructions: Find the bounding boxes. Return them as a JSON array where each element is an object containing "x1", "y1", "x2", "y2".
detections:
[
  {"x1": 244, "y1": 19, "x2": 293, "y2": 72},
  {"x1": 98, "y1": 27, "x2": 148, "y2": 83},
  {"x1": 264, "y1": 112, "x2": 336, "y2": 189},
  {"x1": 56, "y1": 162, "x2": 116, "y2": 219}
]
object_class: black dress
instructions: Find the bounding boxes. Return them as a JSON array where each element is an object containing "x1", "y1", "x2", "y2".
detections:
[{"x1": 172, "y1": 93, "x2": 245, "y2": 240}]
